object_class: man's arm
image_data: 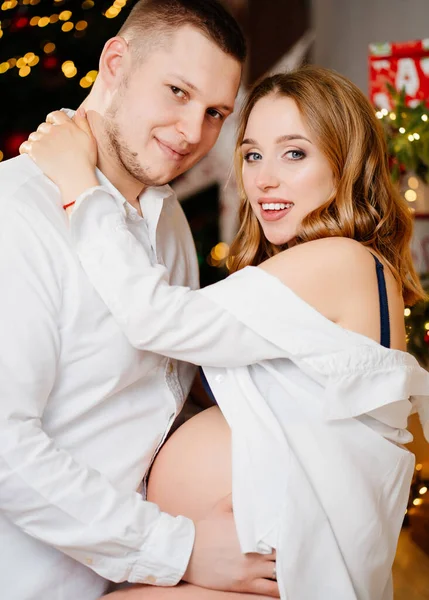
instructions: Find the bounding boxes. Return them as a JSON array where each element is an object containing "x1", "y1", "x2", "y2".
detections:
[{"x1": 0, "y1": 203, "x2": 194, "y2": 586}]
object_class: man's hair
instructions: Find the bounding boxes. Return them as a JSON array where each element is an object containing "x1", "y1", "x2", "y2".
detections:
[{"x1": 118, "y1": 0, "x2": 246, "y2": 63}]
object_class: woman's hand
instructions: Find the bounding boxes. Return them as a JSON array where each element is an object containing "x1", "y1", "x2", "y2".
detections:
[{"x1": 19, "y1": 109, "x2": 99, "y2": 208}]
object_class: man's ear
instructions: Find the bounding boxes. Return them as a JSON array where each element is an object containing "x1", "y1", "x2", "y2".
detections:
[{"x1": 98, "y1": 36, "x2": 130, "y2": 90}]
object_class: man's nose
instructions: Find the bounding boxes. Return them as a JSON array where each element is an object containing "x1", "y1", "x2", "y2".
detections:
[{"x1": 177, "y1": 110, "x2": 205, "y2": 146}]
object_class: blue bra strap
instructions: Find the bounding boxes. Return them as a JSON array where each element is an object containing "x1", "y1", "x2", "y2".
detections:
[{"x1": 371, "y1": 253, "x2": 391, "y2": 348}]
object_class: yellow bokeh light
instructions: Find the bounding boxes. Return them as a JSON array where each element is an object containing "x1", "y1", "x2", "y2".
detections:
[
  {"x1": 30, "y1": 0, "x2": 40, "y2": 4},
  {"x1": 0, "y1": 30, "x2": 3, "y2": 39},
  {"x1": 211, "y1": 242, "x2": 230, "y2": 261},
  {"x1": 114, "y1": 0, "x2": 127, "y2": 7},
  {"x1": 64, "y1": 66, "x2": 77, "y2": 78},
  {"x1": 413, "y1": 498, "x2": 423, "y2": 506},
  {"x1": 16, "y1": 57, "x2": 26, "y2": 68},
  {"x1": 404, "y1": 189, "x2": 417, "y2": 202},
  {"x1": 416, "y1": 463, "x2": 423, "y2": 471},
  {"x1": 30, "y1": 16, "x2": 40, "y2": 26},
  {"x1": 43, "y1": 42, "x2": 56, "y2": 54},
  {"x1": 424, "y1": 322, "x2": 429, "y2": 330},
  {"x1": 389, "y1": 112, "x2": 396, "y2": 120},
  {"x1": 419, "y1": 486, "x2": 428, "y2": 495},
  {"x1": 61, "y1": 21, "x2": 74, "y2": 32},
  {"x1": 24, "y1": 52, "x2": 35, "y2": 62},
  {"x1": 408, "y1": 176, "x2": 419, "y2": 189},
  {"x1": 0, "y1": 150, "x2": 3, "y2": 162},
  {"x1": 0, "y1": 62, "x2": 9, "y2": 74},
  {"x1": 86, "y1": 69, "x2": 98, "y2": 82},
  {"x1": 82, "y1": 0, "x2": 94, "y2": 8},
  {"x1": 59, "y1": 10, "x2": 72, "y2": 20},
  {"x1": 28, "y1": 55, "x2": 39, "y2": 67},
  {"x1": 38, "y1": 16, "x2": 50, "y2": 27},
  {"x1": 80, "y1": 77, "x2": 92, "y2": 88},
  {"x1": 75, "y1": 20, "x2": 88, "y2": 31},
  {"x1": 8, "y1": 58, "x2": 16, "y2": 67},
  {"x1": 404, "y1": 308, "x2": 411, "y2": 317},
  {"x1": 19, "y1": 65, "x2": 31, "y2": 77},
  {"x1": 408, "y1": 134, "x2": 414, "y2": 142},
  {"x1": 399, "y1": 127, "x2": 406, "y2": 134},
  {"x1": 414, "y1": 133, "x2": 421, "y2": 140},
  {"x1": 50, "y1": 14, "x2": 59, "y2": 23},
  {"x1": 105, "y1": 6, "x2": 121, "y2": 18},
  {"x1": 422, "y1": 114, "x2": 428, "y2": 122}
]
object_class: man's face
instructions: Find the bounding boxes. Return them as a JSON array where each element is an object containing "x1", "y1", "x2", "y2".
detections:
[{"x1": 105, "y1": 25, "x2": 242, "y2": 187}]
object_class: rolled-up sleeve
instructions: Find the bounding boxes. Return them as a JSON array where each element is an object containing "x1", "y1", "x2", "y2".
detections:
[{"x1": 0, "y1": 202, "x2": 194, "y2": 586}]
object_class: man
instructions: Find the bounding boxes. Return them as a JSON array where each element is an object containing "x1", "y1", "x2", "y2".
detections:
[{"x1": 0, "y1": 1, "x2": 280, "y2": 599}]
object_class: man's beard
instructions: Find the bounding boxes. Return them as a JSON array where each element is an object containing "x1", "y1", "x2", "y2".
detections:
[{"x1": 104, "y1": 117, "x2": 162, "y2": 187}]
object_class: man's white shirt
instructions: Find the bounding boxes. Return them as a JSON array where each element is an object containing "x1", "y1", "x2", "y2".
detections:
[{"x1": 0, "y1": 155, "x2": 198, "y2": 599}]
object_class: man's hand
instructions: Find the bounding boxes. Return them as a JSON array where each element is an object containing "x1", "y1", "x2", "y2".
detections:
[{"x1": 183, "y1": 495, "x2": 279, "y2": 597}]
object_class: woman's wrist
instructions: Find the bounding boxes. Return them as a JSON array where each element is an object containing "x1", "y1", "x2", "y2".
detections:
[{"x1": 59, "y1": 168, "x2": 99, "y2": 207}]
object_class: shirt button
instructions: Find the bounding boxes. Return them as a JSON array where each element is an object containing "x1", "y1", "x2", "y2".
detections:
[
  {"x1": 85, "y1": 557, "x2": 93, "y2": 565},
  {"x1": 146, "y1": 575, "x2": 157, "y2": 584},
  {"x1": 215, "y1": 374, "x2": 224, "y2": 383}
]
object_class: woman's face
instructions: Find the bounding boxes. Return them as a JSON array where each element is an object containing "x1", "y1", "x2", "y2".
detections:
[{"x1": 241, "y1": 94, "x2": 335, "y2": 246}]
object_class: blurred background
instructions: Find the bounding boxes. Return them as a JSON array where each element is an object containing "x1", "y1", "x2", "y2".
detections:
[{"x1": 0, "y1": 1, "x2": 428, "y2": 596}]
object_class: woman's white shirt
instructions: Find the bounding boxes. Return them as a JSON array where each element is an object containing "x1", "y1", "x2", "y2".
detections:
[{"x1": 70, "y1": 187, "x2": 429, "y2": 600}]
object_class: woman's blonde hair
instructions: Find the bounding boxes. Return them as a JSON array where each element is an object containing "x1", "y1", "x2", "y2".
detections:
[{"x1": 229, "y1": 65, "x2": 425, "y2": 306}]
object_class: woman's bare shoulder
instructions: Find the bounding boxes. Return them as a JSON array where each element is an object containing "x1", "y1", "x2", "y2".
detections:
[{"x1": 258, "y1": 237, "x2": 380, "y2": 323}]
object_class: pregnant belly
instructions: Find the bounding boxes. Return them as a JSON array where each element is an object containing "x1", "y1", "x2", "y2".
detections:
[{"x1": 147, "y1": 406, "x2": 232, "y2": 522}]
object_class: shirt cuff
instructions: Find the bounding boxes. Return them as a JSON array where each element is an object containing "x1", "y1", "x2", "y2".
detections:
[
  {"x1": 130, "y1": 513, "x2": 195, "y2": 586},
  {"x1": 73, "y1": 185, "x2": 123, "y2": 214}
]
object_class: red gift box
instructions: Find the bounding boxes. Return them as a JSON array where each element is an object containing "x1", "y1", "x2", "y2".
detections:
[{"x1": 369, "y1": 39, "x2": 429, "y2": 110}]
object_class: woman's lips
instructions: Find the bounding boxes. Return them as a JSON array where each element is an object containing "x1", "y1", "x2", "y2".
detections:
[{"x1": 259, "y1": 201, "x2": 294, "y2": 222}]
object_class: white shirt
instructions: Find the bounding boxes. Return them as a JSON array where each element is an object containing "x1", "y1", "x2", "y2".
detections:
[
  {"x1": 69, "y1": 187, "x2": 429, "y2": 600},
  {"x1": 0, "y1": 155, "x2": 199, "y2": 600}
]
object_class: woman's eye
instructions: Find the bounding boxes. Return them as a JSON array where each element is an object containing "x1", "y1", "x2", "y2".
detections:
[
  {"x1": 285, "y1": 149, "x2": 305, "y2": 160},
  {"x1": 170, "y1": 86, "x2": 186, "y2": 99},
  {"x1": 244, "y1": 152, "x2": 262, "y2": 162}
]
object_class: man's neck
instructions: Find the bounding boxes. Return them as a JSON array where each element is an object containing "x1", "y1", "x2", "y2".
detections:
[{"x1": 83, "y1": 107, "x2": 145, "y2": 215}]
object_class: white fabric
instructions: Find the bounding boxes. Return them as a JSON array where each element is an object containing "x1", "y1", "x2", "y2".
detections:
[
  {"x1": 69, "y1": 187, "x2": 429, "y2": 600},
  {"x1": 0, "y1": 155, "x2": 199, "y2": 600}
]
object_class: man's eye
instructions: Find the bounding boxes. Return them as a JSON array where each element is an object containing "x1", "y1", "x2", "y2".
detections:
[
  {"x1": 207, "y1": 108, "x2": 224, "y2": 120},
  {"x1": 171, "y1": 86, "x2": 186, "y2": 99}
]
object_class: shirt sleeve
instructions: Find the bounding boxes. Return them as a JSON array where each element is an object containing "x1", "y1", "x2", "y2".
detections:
[
  {"x1": 69, "y1": 187, "x2": 290, "y2": 367},
  {"x1": 0, "y1": 202, "x2": 194, "y2": 586}
]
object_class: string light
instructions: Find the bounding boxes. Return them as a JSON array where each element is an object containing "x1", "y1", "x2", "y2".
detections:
[
  {"x1": 43, "y1": 42, "x2": 56, "y2": 54},
  {"x1": 413, "y1": 498, "x2": 423, "y2": 506},
  {"x1": 61, "y1": 60, "x2": 77, "y2": 78},
  {"x1": 389, "y1": 112, "x2": 396, "y2": 120},
  {"x1": 399, "y1": 127, "x2": 406, "y2": 134},
  {"x1": 422, "y1": 114, "x2": 428, "y2": 122},
  {"x1": 59, "y1": 10, "x2": 72, "y2": 21},
  {"x1": 419, "y1": 486, "x2": 428, "y2": 495},
  {"x1": 408, "y1": 176, "x2": 419, "y2": 189},
  {"x1": 0, "y1": 150, "x2": 3, "y2": 162},
  {"x1": 82, "y1": 0, "x2": 94, "y2": 8},
  {"x1": 38, "y1": 16, "x2": 50, "y2": 27},
  {"x1": 61, "y1": 22, "x2": 74, "y2": 32},
  {"x1": 19, "y1": 65, "x2": 31, "y2": 77},
  {"x1": 76, "y1": 20, "x2": 88, "y2": 31},
  {"x1": 404, "y1": 189, "x2": 417, "y2": 202},
  {"x1": 404, "y1": 308, "x2": 411, "y2": 317}
]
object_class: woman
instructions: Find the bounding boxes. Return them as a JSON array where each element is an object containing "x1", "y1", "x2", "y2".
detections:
[{"x1": 22, "y1": 66, "x2": 429, "y2": 600}]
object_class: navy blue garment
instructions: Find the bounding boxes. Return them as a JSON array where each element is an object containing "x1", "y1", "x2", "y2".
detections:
[
  {"x1": 371, "y1": 253, "x2": 391, "y2": 349},
  {"x1": 198, "y1": 253, "x2": 391, "y2": 403}
]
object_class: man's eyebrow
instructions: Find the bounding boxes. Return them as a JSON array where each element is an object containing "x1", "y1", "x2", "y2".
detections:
[
  {"x1": 168, "y1": 74, "x2": 234, "y2": 113},
  {"x1": 241, "y1": 134, "x2": 312, "y2": 145}
]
